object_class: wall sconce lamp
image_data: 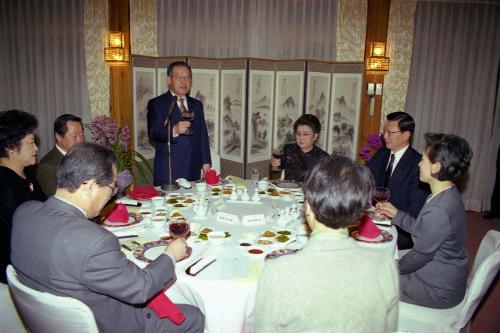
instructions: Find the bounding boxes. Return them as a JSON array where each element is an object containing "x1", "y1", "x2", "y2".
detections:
[
  {"x1": 367, "y1": 83, "x2": 383, "y2": 116},
  {"x1": 365, "y1": 41, "x2": 390, "y2": 74},
  {"x1": 104, "y1": 31, "x2": 129, "y2": 66}
]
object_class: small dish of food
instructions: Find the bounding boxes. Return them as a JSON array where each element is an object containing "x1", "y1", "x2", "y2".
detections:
[
  {"x1": 256, "y1": 238, "x2": 273, "y2": 246},
  {"x1": 207, "y1": 231, "x2": 225, "y2": 246},
  {"x1": 262, "y1": 230, "x2": 277, "y2": 238}
]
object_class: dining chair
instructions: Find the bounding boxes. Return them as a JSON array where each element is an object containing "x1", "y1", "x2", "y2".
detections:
[
  {"x1": 396, "y1": 229, "x2": 500, "y2": 333},
  {"x1": 6, "y1": 265, "x2": 99, "y2": 333},
  {"x1": 0, "y1": 281, "x2": 26, "y2": 333}
]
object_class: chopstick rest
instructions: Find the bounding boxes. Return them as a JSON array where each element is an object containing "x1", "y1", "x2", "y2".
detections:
[{"x1": 186, "y1": 255, "x2": 216, "y2": 276}]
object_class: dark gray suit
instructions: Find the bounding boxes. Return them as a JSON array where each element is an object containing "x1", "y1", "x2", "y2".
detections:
[
  {"x1": 11, "y1": 197, "x2": 204, "y2": 333},
  {"x1": 393, "y1": 186, "x2": 468, "y2": 309}
]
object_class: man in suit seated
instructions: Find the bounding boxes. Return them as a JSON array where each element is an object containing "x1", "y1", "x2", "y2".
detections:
[
  {"x1": 11, "y1": 143, "x2": 204, "y2": 333},
  {"x1": 37, "y1": 114, "x2": 85, "y2": 196},
  {"x1": 147, "y1": 61, "x2": 211, "y2": 186},
  {"x1": 366, "y1": 111, "x2": 429, "y2": 249}
]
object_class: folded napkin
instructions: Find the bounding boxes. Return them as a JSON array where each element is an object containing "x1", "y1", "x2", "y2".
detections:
[
  {"x1": 107, "y1": 204, "x2": 129, "y2": 223},
  {"x1": 147, "y1": 290, "x2": 186, "y2": 325},
  {"x1": 129, "y1": 186, "x2": 161, "y2": 200},
  {"x1": 358, "y1": 214, "x2": 381, "y2": 239},
  {"x1": 204, "y1": 170, "x2": 220, "y2": 185}
]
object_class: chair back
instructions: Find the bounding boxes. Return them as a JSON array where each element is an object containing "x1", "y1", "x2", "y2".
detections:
[
  {"x1": 210, "y1": 151, "x2": 221, "y2": 174},
  {"x1": 453, "y1": 230, "x2": 500, "y2": 329},
  {"x1": 6, "y1": 265, "x2": 99, "y2": 333}
]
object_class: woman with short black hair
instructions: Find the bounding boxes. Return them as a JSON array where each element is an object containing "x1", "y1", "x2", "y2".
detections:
[
  {"x1": 0, "y1": 110, "x2": 46, "y2": 283},
  {"x1": 377, "y1": 133, "x2": 473, "y2": 309},
  {"x1": 271, "y1": 114, "x2": 328, "y2": 182}
]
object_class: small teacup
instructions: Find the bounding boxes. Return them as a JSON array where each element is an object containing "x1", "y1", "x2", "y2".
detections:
[
  {"x1": 196, "y1": 182, "x2": 208, "y2": 193},
  {"x1": 257, "y1": 179, "x2": 269, "y2": 191},
  {"x1": 151, "y1": 216, "x2": 166, "y2": 229},
  {"x1": 151, "y1": 196, "x2": 165, "y2": 209}
]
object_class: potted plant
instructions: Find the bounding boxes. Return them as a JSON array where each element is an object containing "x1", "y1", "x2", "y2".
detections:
[{"x1": 87, "y1": 116, "x2": 152, "y2": 193}]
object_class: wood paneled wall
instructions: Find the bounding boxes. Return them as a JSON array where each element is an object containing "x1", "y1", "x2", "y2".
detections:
[
  {"x1": 109, "y1": 0, "x2": 132, "y2": 129},
  {"x1": 359, "y1": 0, "x2": 391, "y2": 153}
]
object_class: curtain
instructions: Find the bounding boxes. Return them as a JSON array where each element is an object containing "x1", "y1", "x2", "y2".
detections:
[
  {"x1": 405, "y1": 0, "x2": 500, "y2": 211},
  {"x1": 157, "y1": 0, "x2": 337, "y2": 60},
  {"x1": 0, "y1": 0, "x2": 90, "y2": 156}
]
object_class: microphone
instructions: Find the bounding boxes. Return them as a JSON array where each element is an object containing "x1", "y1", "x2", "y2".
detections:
[{"x1": 163, "y1": 100, "x2": 177, "y2": 127}]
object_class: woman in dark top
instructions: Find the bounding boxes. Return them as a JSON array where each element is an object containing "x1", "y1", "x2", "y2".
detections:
[
  {"x1": 377, "y1": 133, "x2": 473, "y2": 308},
  {"x1": 271, "y1": 114, "x2": 328, "y2": 182},
  {"x1": 0, "y1": 110, "x2": 46, "y2": 283}
]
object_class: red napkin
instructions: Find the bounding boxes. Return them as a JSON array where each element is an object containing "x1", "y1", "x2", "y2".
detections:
[
  {"x1": 204, "y1": 170, "x2": 219, "y2": 185},
  {"x1": 107, "y1": 204, "x2": 129, "y2": 223},
  {"x1": 358, "y1": 214, "x2": 382, "y2": 239},
  {"x1": 129, "y1": 186, "x2": 161, "y2": 200},
  {"x1": 147, "y1": 289, "x2": 186, "y2": 325}
]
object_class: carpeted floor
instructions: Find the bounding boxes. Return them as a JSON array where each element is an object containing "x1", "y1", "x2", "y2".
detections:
[{"x1": 466, "y1": 212, "x2": 500, "y2": 333}]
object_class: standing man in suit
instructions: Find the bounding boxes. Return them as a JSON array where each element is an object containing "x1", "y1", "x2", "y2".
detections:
[
  {"x1": 36, "y1": 114, "x2": 85, "y2": 196},
  {"x1": 367, "y1": 111, "x2": 429, "y2": 249},
  {"x1": 11, "y1": 143, "x2": 204, "y2": 333},
  {"x1": 147, "y1": 61, "x2": 211, "y2": 186}
]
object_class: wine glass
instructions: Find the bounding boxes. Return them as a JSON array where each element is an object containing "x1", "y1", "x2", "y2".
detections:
[
  {"x1": 372, "y1": 187, "x2": 390, "y2": 220},
  {"x1": 181, "y1": 109, "x2": 194, "y2": 136},
  {"x1": 169, "y1": 218, "x2": 191, "y2": 239}
]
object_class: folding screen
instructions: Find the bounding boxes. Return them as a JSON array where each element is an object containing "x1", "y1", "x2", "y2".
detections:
[{"x1": 131, "y1": 55, "x2": 363, "y2": 179}]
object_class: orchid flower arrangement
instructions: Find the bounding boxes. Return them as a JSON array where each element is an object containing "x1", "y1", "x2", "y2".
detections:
[
  {"x1": 88, "y1": 116, "x2": 151, "y2": 192},
  {"x1": 359, "y1": 133, "x2": 384, "y2": 163}
]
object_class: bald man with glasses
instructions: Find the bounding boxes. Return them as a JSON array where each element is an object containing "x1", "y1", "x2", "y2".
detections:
[{"x1": 366, "y1": 111, "x2": 430, "y2": 250}]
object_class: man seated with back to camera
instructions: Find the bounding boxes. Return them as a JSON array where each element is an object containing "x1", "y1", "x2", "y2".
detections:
[
  {"x1": 366, "y1": 111, "x2": 430, "y2": 250},
  {"x1": 11, "y1": 142, "x2": 204, "y2": 333}
]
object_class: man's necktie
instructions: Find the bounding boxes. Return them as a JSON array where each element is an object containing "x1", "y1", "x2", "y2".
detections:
[
  {"x1": 383, "y1": 154, "x2": 395, "y2": 188},
  {"x1": 178, "y1": 97, "x2": 188, "y2": 115}
]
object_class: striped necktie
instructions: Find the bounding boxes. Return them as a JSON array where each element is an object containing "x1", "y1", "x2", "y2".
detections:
[{"x1": 383, "y1": 153, "x2": 395, "y2": 188}]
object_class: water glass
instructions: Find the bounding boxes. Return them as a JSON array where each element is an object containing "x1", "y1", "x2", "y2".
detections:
[{"x1": 249, "y1": 167, "x2": 259, "y2": 184}]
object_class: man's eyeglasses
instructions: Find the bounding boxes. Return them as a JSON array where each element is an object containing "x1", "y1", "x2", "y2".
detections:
[
  {"x1": 105, "y1": 183, "x2": 118, "y2": 197},
  {"x1": 382, "y1": 129, "x2": 402, "y2": 136}
]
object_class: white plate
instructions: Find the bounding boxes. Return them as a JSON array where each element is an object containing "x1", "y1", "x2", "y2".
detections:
[
  {"x1": 104, "y1": 216, "x2": 135, "y2": 226},
  {"x1": 272, "y1": 180, "x2": 301, "y2": 190}
]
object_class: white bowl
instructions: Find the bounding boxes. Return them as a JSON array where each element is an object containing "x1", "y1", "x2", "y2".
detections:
[
  {"x1": 207, "y1": 231, "x2": 225, "y2": 246},
  {"x1": 151, "y1": 216, "x2": 166, "y2": 229}
]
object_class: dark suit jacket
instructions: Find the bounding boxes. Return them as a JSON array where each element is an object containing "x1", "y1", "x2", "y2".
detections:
[
  {"x1": 10, "y1": 197, "x2": 176, "y2": 333},
  {"x1": 147, "y1": 91, "x2": 211, "y2": 185},
  {"x1": 0, "y1": 166, "x2": 45, "y2": 283},
  {"x1": 366, "y1": 147, "x2": 429, "y2": 218},
  {"x1": 36, "y1": 147, "x2": 64, "y2": 196}
]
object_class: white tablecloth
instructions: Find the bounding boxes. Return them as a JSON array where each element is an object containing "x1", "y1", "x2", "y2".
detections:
[{"x1": 113, "y1": 184, "x2": 397, "y2": 333}]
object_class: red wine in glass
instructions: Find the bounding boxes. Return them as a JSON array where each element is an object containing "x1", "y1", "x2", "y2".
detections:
[
  {"x1": 181, "y1": 110, "x2": 194, "y2": 135},
  {"x1": 169, "y1": 220, "x2": 190, "y2": 239},
  {"x1": 372, "y1": 187, "x2": 390, "y2": 219}
]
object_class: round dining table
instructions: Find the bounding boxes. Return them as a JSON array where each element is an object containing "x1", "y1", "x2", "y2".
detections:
[{"x1": 107, "y1": 181, "x2": 398, "y2": 333}]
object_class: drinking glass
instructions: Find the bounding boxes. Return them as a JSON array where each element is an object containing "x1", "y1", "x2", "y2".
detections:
[
  {"x1": 272, "y1": 148, "x2": 283, "y2": 160},
  {"x1": 181, "y1": 109, "x2": 194, "y2": 136},
  {"x1": 169, "y1": 218, "x2": 191, "y2": 239},
  {"x1": 249, "y1": 167, "x2": 259, "y2": 184},
  {"x1": 372, "y1": 187, "x2": 390, "y2": 219}
]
